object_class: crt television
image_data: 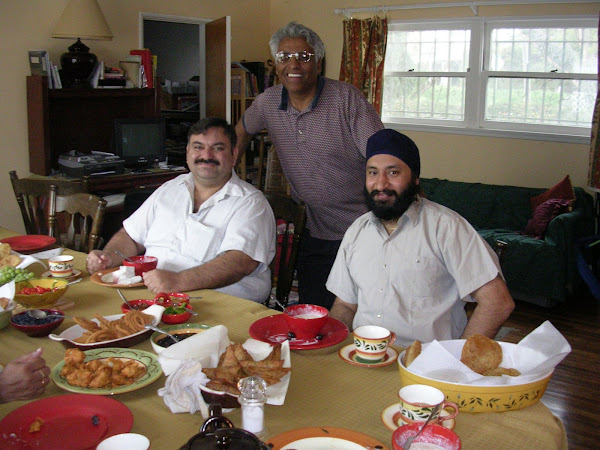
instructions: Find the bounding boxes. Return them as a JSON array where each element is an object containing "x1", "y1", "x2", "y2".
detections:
[{"x1": 113, "y1": 118, "x2": 166, "y2": 168}]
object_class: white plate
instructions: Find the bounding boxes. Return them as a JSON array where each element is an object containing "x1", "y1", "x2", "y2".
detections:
[{"x1": 48, "y1": 305, "x2": 164, "y2": 350}]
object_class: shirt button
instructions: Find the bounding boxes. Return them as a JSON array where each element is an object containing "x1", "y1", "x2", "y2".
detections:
[
  {"x1": 377, "y1": 314, "x2": 381, "y2": 318},
  {"x1": 379, "y1": 289, "x2": 383, "y2": 293},
  {"x1": 298, "y1": 130, "x2": 303, "y2": 134}
]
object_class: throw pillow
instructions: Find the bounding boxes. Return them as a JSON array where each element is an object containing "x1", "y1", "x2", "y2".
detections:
[
  {"x1": 523, "y1": 198, "x2": 572, "y2": 239},
  {"x1": 529, "y1": 175, "x2": 575, "y2": 212}
]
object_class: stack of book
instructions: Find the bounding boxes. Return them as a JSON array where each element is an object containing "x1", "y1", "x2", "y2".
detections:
[
  {"x1": 28, "y1": 50, "x2": 62, "y2": 89},
  {"x1": 99, "y1": 66, "x2": 126, "y2": 88}
]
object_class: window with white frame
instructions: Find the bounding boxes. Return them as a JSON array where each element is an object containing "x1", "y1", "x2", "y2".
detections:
[{"x1": 381, "y1": 17, "x2": 598, "y2": 138}]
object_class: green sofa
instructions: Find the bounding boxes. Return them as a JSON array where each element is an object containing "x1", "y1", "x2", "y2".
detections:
[{"x1": 420, "y1": 178, "x2": 595, "y2": 307}]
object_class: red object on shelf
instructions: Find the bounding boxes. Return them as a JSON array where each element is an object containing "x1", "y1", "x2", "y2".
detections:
[{"x1": 130, "y1": 49, "x2": 153, "y2": 88}]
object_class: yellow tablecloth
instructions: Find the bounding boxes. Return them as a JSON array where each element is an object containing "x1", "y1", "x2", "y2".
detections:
[{"x1": 0, "y1": 228, "x2": 567, "y2": 449}]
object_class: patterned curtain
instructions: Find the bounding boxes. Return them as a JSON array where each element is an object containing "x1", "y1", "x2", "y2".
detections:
[
  {"x1": 339, "y1": 16, "x2": 388, "y2": 114},
  {"x1": 588, "y1": 15, "x2": 600, "y2": 188}
]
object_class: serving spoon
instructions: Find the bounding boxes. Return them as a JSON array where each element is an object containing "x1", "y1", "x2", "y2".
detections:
[
  {"x1": 27, "y1": 310, "x2": 73, "y2": 320},
  {"x1": 271, "y1": 296, "x2": 291, "y2": 314},
  {"x1": 402, "y1": 403, "x2": 441, "y2": 450},
  {"x1": 117, "y1": 288, "x2": 135, "y2": 310},
  {"x1": 144, "y1": 324, "x2": 179, "y2": 344}
]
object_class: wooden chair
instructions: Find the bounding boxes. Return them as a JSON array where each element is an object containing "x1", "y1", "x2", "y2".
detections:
[
  {"x1": 48, "y1": 186, "x2": 107, "y2": 252},
  {"x1": 9, "y1": 170, "x2": 89, "y2": 235},
  {"x1": 264, "y1": 193, "x2": 306, "y2": 307}
]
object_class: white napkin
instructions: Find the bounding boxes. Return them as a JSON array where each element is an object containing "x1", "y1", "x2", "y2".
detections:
[
  {"x1": 158, "y1": 360, "x2": 211, "y2": 417},
  {"x1": 407, "y1": 320, "x2": 571, "y2": 386},
  {"x1": 156, "y1": 326, "x2": 292, "y2": 417},
  {"x1": 29, "y1": 248, "x2": 63, "y2": 260},
  {"x1": 157, "y1": 325, "x2": 230, "y2": 376},
  {"x1": 15, "y1": 253, "x2": 46, "y2": 270},
  {"x1": 0, "y1": 281, "x2": 16, "y2": 312}
]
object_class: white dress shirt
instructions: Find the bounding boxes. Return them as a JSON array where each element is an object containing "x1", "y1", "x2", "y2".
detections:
[
  {"x1": 326, "y1": 197, "x2": 501, "y2": 346},
  {"x1": 124, "y1": 172, "x2": 276, "y2": 302}
]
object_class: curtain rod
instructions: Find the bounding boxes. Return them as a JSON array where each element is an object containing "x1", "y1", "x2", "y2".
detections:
[{"x1": 334, "y1": 0, "x2": 599, "y2": 17}]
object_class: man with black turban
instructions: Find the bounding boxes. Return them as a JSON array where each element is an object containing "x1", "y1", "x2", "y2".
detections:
[{"x1": 326, "y1": 129, "x2": 515, "y2": 347}]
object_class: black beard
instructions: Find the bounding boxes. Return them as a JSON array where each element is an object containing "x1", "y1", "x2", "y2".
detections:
[{"x1": 364, "y1": 179, "x2": 419, "y2": 221}]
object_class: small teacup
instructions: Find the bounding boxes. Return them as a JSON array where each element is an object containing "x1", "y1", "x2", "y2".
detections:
[
  {"x1": 352, "y1": 325, "x2": 396, "y2": 363},
  {"x1": 398, "y1": 384, "x2": 458, "y2": 426},
  {"x1": 48, "y1": 255, "x2": 74, "y2": 277}
]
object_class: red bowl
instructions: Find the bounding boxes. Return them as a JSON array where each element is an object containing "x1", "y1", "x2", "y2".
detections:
[
  {"x1": 161, "y1": 303, "x2": 193, "y2": 325},
  {"x1": 123, "y1": 255, "x2": 158, "y2": 276},
  {"x1": 392, "y1": 423, "x2": 461, "y2": 450},
  {"x1": 153, "y1": 292, "x2": 190, "y2": 307},
  {"x1": 10, "y1": 309, "x2": 65, "y2": 337},
  {"x1": 282, "y1": 304, "x2": 329, "y2": 340},
  {"x1": 120, "y1": 299, "x2": 156, "y2": 314}
]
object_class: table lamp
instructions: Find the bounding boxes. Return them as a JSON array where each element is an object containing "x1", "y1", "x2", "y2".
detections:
[{"x1": 51, "y1": 0, "x2": 113, "y2": 88}]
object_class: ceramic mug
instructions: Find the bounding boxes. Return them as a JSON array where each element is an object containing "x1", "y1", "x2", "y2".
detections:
[
  {"x1": 48, "y1": 255, "x2": 74, "y2": 277},
  {"x1": 398, "y1": 384, "x2": 458, "y2": 426},
  {"x1": 352, "y1": 325, "x2": 396, "y2": 363}
]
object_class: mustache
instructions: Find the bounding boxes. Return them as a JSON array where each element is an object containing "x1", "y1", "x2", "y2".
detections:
[
  {"x1": 194, "y1": 158, "x2": 220, "y2": 166},
  {"x1": 370, "y1": 189, "x2": 398, "y2": 199}
]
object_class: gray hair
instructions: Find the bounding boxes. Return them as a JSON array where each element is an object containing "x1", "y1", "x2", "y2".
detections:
[{"x1": 269, "y1": 22, "x2": 325, "y2": 62}]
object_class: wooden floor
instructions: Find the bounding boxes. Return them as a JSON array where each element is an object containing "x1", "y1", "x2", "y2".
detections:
[{"x1": 499, "y1": 289, "x2": 600, "y2": 449}]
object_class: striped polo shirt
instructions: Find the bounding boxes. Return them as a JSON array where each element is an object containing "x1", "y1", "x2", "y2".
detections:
[{"x1": 242, "y1": 76, "x2": 384, "y2": 240}]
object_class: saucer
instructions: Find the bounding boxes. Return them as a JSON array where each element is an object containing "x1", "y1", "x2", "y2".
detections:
[
  {"x1": 41, "y1": 269, "x2": 82, "y2": 281},
  {"x1": 248, "y1": 315, "x2": 348, "y2": 350},
  {"x1": 381, "y1": 403, "x2": 456, "y2": 431},
  {"x1": 338, "y1": 344, "x2": 398, "y2": 368}
]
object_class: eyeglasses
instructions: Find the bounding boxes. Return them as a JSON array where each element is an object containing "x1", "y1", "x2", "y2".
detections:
[{"x1": 275, "y1": 51, "x2": 315, "y2": 64}]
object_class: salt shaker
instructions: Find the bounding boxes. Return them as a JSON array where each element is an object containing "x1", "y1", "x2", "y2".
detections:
[{"x1": 237, "y1": 376, "x2": 267, "y2": 436}]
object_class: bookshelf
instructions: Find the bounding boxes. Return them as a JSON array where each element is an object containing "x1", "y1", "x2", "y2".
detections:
[
  {"x1": 231, "y1": 66, "x2": 256, "y2": 125},
  {"x1": 26, "y1": 75, "x2": 159, "y2": 176}
]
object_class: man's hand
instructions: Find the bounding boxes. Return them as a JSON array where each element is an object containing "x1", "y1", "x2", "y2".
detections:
[
  {"x1": 86, "y1": 250, "x2": 114, "y2": 274},
  {"x1": 142, "y1": 269, "x2": 180, "y2": 294},
  {"x1": 0, "y1": 348, "x2": 50, "y2": 403}
]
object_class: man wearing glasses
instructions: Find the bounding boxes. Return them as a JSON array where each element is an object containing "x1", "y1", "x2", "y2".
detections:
[{"x1": 236, "y1": 22, "x2": 383, "y2": 310}]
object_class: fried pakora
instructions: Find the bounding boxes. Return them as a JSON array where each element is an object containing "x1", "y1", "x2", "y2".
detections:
[
  {"x1": 460, "y1": 334, "x2": 520, "y2": 376},
  {"x1": 403, "y1": 340, "x2": 422, "y2": 367},
  {"x1": 203, "y1": 343, "x2": 290, "y2": 396},
  {"x1": 60, "y1": 349, "x2": 146, "y2": 389}
]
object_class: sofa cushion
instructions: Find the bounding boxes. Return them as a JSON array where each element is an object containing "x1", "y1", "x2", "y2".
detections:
[
  {"x1": 529, "y1": 175, "x2": 575, "y2": 212},
  {"x1": 523, "y1": 198, "x2": 572, "y2": 239}
]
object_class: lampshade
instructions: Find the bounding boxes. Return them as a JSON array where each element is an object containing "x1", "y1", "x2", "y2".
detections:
[{"x1": 51, "y1": 0, "x2": 113, "y2": 41}]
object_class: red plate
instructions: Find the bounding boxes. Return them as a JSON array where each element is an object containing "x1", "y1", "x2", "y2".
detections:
[
  {"x1": 0, "y1": 394, "x2": 133, "y2": 449},
  {"x1": 0, "y1": 235, "x2": 56, "y2": 252},
  {"x1": 249, "y1": 315, "x2": 348, "y2": 350}
]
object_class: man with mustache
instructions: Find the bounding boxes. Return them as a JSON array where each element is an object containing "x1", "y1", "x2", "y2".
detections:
[
  {"x1": 326, "y1": 129, "x2": 515, "y2": 346},
  {"x1": 236, "y1": 22, "x2": 383, "y2": 310},
  {"x1": 87, "y1": 117, "x2": 275, "y2": 302}
]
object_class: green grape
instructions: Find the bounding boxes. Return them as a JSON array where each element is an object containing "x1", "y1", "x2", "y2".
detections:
[{"x1": 0, "y1": 266, "x2": 35, "y2": 286}]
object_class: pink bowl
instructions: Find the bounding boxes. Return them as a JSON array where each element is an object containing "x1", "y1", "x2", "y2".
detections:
[
  {"x1": 123, "y1": 256, "x2": 158, "y2": 276},
  {"x1": 282, "y1": 304, "x2": 328, "y2": 339},
  {"x1": 392, "y1": 423, "x2": 461, "y2": 450}
]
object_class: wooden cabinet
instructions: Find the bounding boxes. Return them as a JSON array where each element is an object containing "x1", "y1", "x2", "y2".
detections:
[{"x1": 26, "y1": 75, "x2": 159, "y2": 175}]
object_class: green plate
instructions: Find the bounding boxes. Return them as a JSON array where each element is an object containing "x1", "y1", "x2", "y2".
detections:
[{"x1": 51, "y1": 348, "x2": 162, "y2": 395}]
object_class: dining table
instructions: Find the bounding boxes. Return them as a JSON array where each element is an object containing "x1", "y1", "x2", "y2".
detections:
[{"x1": 0, "y1": 227, "x2": 568, "y2": 449}]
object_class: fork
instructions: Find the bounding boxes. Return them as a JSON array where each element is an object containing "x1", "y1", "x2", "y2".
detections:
[{"x1": 403, "y1": 403, "x2": 441, "y2": 450}]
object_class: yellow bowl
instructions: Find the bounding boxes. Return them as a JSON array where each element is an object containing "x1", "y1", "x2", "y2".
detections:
[
  {"x1": 398, "y1": 340, "x2": 553, "y2": 413},
  {"x1": 14, "y1": 278, "x2": 69, "y2": 308}
]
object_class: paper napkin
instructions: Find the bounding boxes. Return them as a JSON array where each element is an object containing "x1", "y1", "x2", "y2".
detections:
[
  {"x1": 29, "y1": 248, "x2": 63, "y2": 260},
  {"x1": 406, "y1": 320, "x2": 571, "y2": 386},
  {"x1": 0, "y1": 281, "x2": 16, "y2": 312},
  {"x1": 156, "y1": 326, "x2": 291, "y2": 416},
  {"x1": 15, "y1": 253, "x2": 47, "y2": 270}
]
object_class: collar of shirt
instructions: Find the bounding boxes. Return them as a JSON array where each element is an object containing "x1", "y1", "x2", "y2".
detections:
[
  {"x1": 179, "y1": 171, "x2": 247, "y2": 213},
  {"x1": 366, "y1": 197, "x2": 423, "y2": 236},
  {"x1": 278, "y1": 76, "x2": 326, "y2": 112}
]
